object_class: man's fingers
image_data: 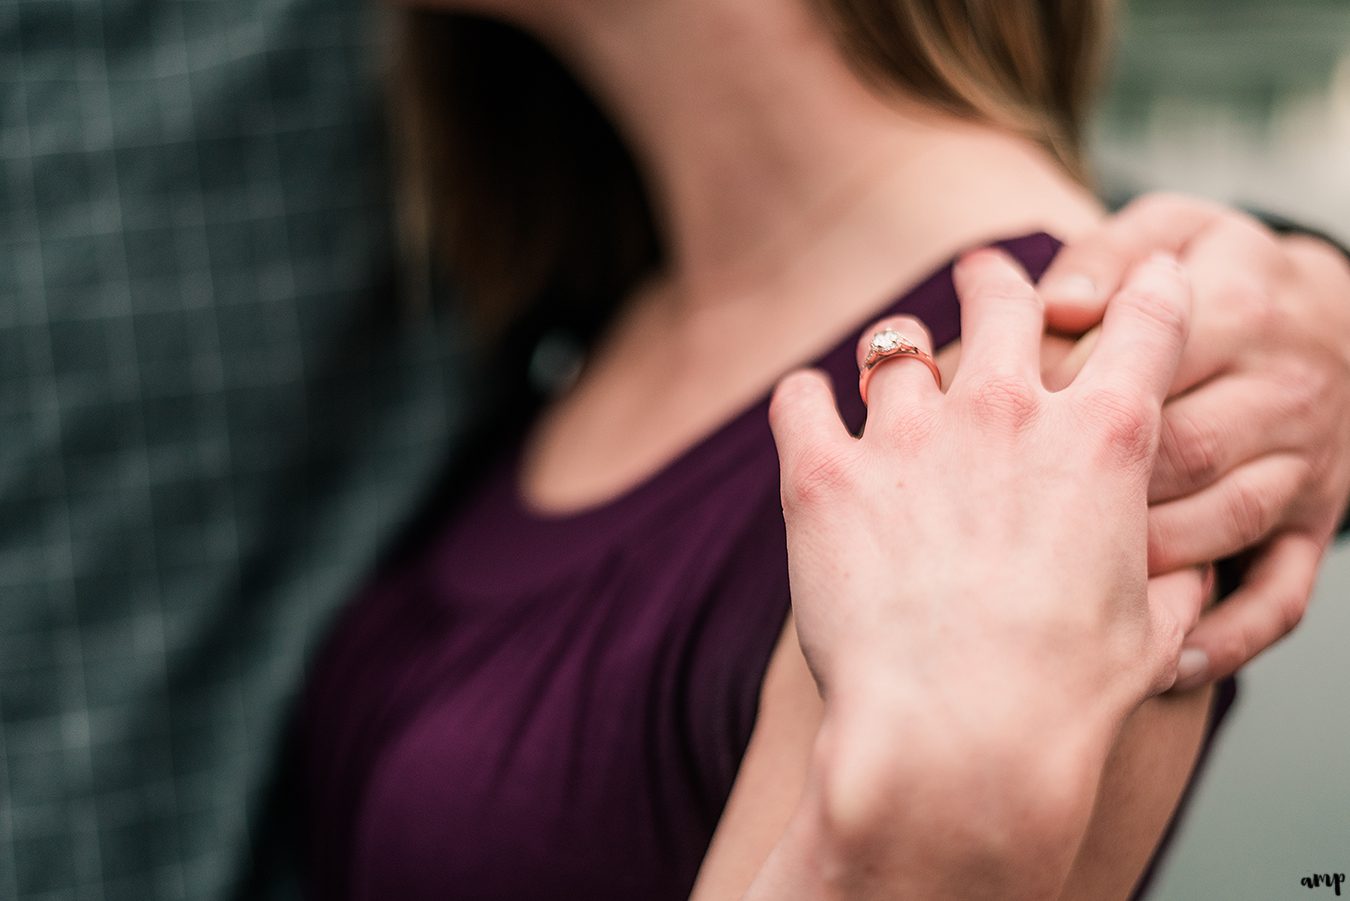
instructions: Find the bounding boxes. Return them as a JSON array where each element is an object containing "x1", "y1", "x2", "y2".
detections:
[
  {"x1": 1147, "y1": 566, "x2": 1208, "y2": 693},
  {"x1": 1040, "y1": 193, "x2": 1227, "y2": 333},
  {"x1": 769, "y1": 369, "x2": 853, "y2": 502},
  {"x1": 1150, "y1": 566, "x2": 1207, "y2": 639},
  {"x1": 951, "y1": 248, "x2": 1044, "y2": 383},
  {"x1": 1164, "y1": 215, "x2": 1286, "y2": 393},
  {"x1": 1150, "y1": 374, "x2": 1308, "y2": 503},
  {"x1": 1071, "y1": 253, "x2": 1192, "y2": 407},
  {"x1": 1147, "y1": 454, "x2": 1307, "y2": 572},
  {"x1": 1170, "y1": 532, "x2": 1324, "y2": 691}
]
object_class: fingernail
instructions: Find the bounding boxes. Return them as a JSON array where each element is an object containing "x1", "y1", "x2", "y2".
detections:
[
  {"x1": 1200, "y1": 563, "x2": 1216, "y2": 597},
  {"x1": 1173, "y1": 648, "x2": 1209, "y2": 691},
  {"x1": 1042, "y1": 274, "x2": 1097, "y2": 304}
]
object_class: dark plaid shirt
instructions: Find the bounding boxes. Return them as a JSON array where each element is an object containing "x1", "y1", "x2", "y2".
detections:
[{"x1": 1, "y1": 1, "x2": 469, "y2": 898}]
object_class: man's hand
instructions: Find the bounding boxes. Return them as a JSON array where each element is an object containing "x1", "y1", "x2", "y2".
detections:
[{"x1": 1039, "y1": 193, "x2": 1350, "y2": 690}]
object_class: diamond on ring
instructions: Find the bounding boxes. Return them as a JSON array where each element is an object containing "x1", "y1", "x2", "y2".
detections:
[
  {"x1": 870, "y1": 329, "x2": 905, "y2": 354},
  {"x1": 858, "y1": 326, "x2": 941, "y2": 402},
  {"x1": 864, "y1": 329, "x2": 919, "y2": 369}
]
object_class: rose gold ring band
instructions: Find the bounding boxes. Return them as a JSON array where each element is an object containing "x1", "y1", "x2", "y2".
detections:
[{"x1": 858, "y1": 329, "x2": 942, "y2": 404}]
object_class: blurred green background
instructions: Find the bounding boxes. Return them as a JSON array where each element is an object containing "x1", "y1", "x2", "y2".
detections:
[
  {"x1": 1094, "y1": 2, "x2": 1350, "y2": 898},
  {"x1": 1097, "y1": 0, "x2": 1350, "y2": 233}
]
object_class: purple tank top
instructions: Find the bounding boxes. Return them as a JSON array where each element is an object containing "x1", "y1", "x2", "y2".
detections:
[{"x1": 293, "y1": 233, "x2": 1231, "y2": 899}]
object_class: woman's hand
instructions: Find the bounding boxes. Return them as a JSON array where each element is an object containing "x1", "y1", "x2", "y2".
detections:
[
  {"x1": 1039, "y1": 194, "x2": 1350, "y2": 689},
  {"x1": 765, "y1": 250, "x2": 1199, "y2": 899}
]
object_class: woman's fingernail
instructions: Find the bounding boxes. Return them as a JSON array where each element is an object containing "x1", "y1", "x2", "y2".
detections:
[
  {"x1": 1173, "y1": 648, "x2": 1210, "y2": 691},
  {"x1": 1042, "y1": 274, "x2": 1097, "y2": 303}
]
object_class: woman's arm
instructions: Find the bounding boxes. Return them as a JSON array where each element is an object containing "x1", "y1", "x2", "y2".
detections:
[
  {"x1": 772, "y1": 248, "x2": 1199, "y2": 897},
  {"x1": 693, "y1": 199, "x2": 1350, "y2": 900},
  {"x1": 694, "y1": 361, "x2": 1213, "y2": 901},
  {"x1": 692, "y1": 617, "x2": 1215, "y2": 901},
  {"x1": 692, "y1": 250, "x2": 1201, "y2": 899}
]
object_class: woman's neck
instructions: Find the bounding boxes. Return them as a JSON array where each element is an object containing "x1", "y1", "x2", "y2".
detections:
[
  {"x1": 491, "y1": 0, "x2": 1102, "y2": 514},
  {"x1": 517, "y1": 0, "x2": 1101, "y2": 314}
]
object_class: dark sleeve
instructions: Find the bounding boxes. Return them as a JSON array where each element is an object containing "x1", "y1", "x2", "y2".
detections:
[{"x1": 1250, "y1": 208, "x2": 1350, "y2": 266}]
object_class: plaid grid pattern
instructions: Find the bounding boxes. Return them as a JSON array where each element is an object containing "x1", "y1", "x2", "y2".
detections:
[{"x1": 0, "y1": 1, "x2": 469, "y2": 898}]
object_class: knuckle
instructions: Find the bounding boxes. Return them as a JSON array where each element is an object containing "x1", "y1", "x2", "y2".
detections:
[
  {"x1": 880, "y1": 402, "x2": 941, "y2": 447},
  {"x1": 1299, "y1": 354, "x2": 1342, "y2": 410},
  {"x1": 1272, "y1": 361, "x2": 1325, "y2": 423},
  {"x1": 769, "y1": 373, "x2": 834, "y2": 446},
  {"x1": 1146, "y1": 522, "x2": 1174, "y2": 571},
  {"x1": 1286, "y1": 232, "x2": 1350, "y2": 290},
  {"x1": 1147, "y1": 605, "x2": 1188, "y2": 660},
  {"x1": 1165, "y1": 612, "x2": 1188, "y2": 653},
  {"x1": 1229, "y1": 212, "x2": 1283, "y2": 253},
  {"x1": 1159, "y1": 410, "x2": 1224, "y2": 485},
  {"x1": 1117, "y1": 280, "x2": 1190, "y2": 341},
  {"x1": 965, "y1": 375, "x2": 1041, "y2": 432},
  {"x1": 1080, "y1": 388, "x2": 1158, "y2": 467},
  {"x1": 781, "y1": 446, "x2": 856, "y2": 511},
  {"x1": 1218, "y1": 275, "x2": 1277, "y2": 328},
  {"x1": 1274, "y1": 589, "x2": 1310, "y2": 636},
  {"x1": 1223, "y1": 476, "x2": 1278, "y2": 544},
  {"x1": 1303, "y1": 355, "x2": 1339, "y2": 404},
  {"x1": 1154, "y1": 628, "x2": 1189, "y2": 691},
  {"x1": 1074, "y1": 230, "x2": 1136, "y2": 273},
  {"x1": 769, "y1": 371, "x2": 820, "y2": 421},
  {"x1": 1211, "y1": 628, "x2": 1252, "y2": 676}
]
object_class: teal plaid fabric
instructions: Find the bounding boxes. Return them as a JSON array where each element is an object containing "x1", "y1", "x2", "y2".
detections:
[{"x1": 0, "y1": 1, "x2": 469, "y2": 898}]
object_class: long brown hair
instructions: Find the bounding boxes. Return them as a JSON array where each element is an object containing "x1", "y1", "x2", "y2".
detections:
[{"x1": 393, "y1": 1, "x2": 1113, "y2": 341}]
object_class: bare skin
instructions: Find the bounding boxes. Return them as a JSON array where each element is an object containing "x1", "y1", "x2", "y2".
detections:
[
  {"x1": 495, "y1": 4, "x2": 1214, "y2": 897},
  {"x1": 404, "y1": 0, "x2": 1350, "y2": 895},
  {"x1": 1039, "y1": 199, "x2": 1350, "y2": 688},
  {"x1": 746, "y1": 249, "x2": 1209, "y2": 899},
  {"x1": 526, "y1": 283, "x2": 1215, "y2": 901}
]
